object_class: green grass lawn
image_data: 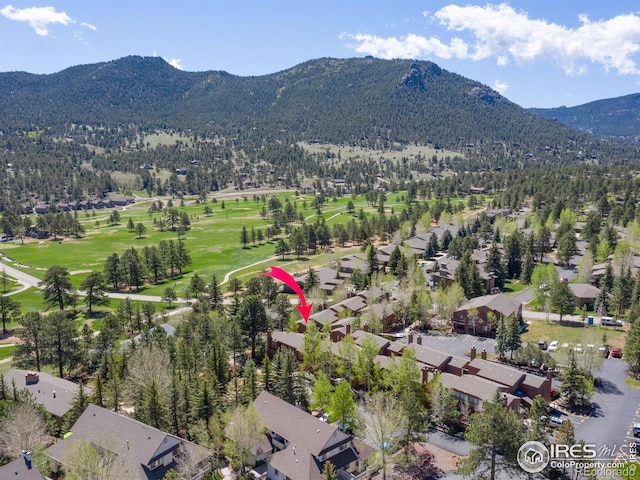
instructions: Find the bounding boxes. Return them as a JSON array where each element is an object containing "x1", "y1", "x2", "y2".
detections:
[
  {"x1": 502, "y1": 279, "x2": 528, "y2": 295},
  {"x1": 522, "y1": 320, "x2": 627, "y2": 349},
  {"x1": 0, "y1": 191, "x2": 410, "y2": 297},
  {"x1": 0, "y1": 345, "x2": 16, "y2": 362}
]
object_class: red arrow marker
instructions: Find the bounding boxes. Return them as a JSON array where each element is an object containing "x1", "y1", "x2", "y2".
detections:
[{"x1": 262, "y1": 266, "x2": 313, "y2": 323}]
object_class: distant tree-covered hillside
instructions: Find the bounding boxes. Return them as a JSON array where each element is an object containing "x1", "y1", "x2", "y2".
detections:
[
  {"x1": 1, "y1": 56, "x2": 634, "y2": 166},
  {"x1": 529, "y1": 93, "x2": 640, "y2": 143}
]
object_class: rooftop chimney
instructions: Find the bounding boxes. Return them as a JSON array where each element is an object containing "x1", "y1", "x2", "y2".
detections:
[
  {"x1": 408, "y1": 332, "x2": 414, "y2": 344},
  {"x1": 481, "y1": 349, "x2": 487, "y2": 360},
  {"x1": 470, "y1": 345, "x2": 476, "y2": 360},
  {"x1": 25, "y1": 372, "x2": 39, "y2": 385},
  {"x1": 345, "y1": 323, "x2": 351, "y2": 335},
  {"x1": 417, "y1": 335, "x2": 422, "y2": 345},
  {"x1": 21, "y1": 450, "x2": 32, "y2": 470}
]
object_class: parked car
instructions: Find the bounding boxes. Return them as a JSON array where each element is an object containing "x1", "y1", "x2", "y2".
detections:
[
  {"x1": 550, "y1": 416, "x2": 565, "y2": 428},
  {"x1": 574, "y1": 344, "x2": 583, "y2": 353},
  {"x1": 601, "y1": 316, "x2": 614, "y2": 326},
  {"x1": 538, "y1": 339, "x2": 548, "y2": 350},
  {"x1": 548, "y1": 340, "x2": 559, "y2": 352},
  {"x1": 611, "y1": 347, "x2": 623, "y2": 358},
  {"x1": 633, "y1": 423, "x2": 640, "y2": 437}
]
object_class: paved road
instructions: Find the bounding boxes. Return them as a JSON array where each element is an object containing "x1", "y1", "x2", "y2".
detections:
[
  {"x1": 574, "y1": 355, "x2": 640, "y2": 462},
  {"x1": 0, "y1": 258, "x2": 187, "y2": 304}
]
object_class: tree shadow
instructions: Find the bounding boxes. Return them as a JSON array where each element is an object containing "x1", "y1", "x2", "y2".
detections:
[{"x1": 595, "y1": 379, "x2": 623, "y2": 395}]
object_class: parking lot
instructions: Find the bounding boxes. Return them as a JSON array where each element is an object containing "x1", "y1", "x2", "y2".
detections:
[
  {"x1": 407, "y1": 332, "x2": 640, "y2": 471},
  {"x1": 406, "y1": 332, "x2": 496, "y2": 359}
]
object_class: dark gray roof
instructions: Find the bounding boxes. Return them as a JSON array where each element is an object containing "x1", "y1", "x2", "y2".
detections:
[
  {"x1": 456, "y1": 294, "x2": 522, "y2": 318},
  {"x1": 0, "y1": 456, "x2": 45, "y2": 480},
  {"x1": 46, "y1": 404, "x2": 209, "y2": 480},
  {"x1": 3, "y1": 369, "x2": 91, "y2": 418},
  {"x1": 440, "y1": 373, "x2": 503, "y2": 402},
  {"x1": 568, "y1": 283, "x2": 600, "y2": 299},
  {"x1": 351, "y1": 330, "x2": 390, "y2": 352},
  {"x1": 469, "y1": 358, "x2": 525, "y2": 388},
  {"x1": 411, "y1": 345, "x2": 452, "y2": 370},
  {"x1": 254, "y1": 391, "x2": 353, "y2": 480},
  {"x1": 270, "y1": 331, "x2": 304, "y2": 352}
]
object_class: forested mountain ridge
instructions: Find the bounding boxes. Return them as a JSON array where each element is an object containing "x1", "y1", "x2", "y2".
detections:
[
  {"x1": 529, "y1": 93, "x2": 640, "y2": 144},
  {"x1": 0, "y1": 55, "x2": 631, "y2": 164}
]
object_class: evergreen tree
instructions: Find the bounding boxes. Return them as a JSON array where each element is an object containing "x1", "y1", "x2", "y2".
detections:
[
  {"x1": 0, "y1": 295, "x2": 20, "y2": 335},
  {"x1": 506, "y1": 316, "x2": 522, "y2": 360},
  {"x1": 240, "y1": 226, "x2": 249, "y2": 247},
  {"x1": 503, "y1": 231, "x2": 522, "y2": 279},
  {"x1": 241, "y1": 358, "x2": 258, "y2": 404},
  {"x1": 40, "y1": 265, "x2": 75, "y2": 310},
  {"x1": 456, "y1": 390, "x2": 525, "y2": 480},
  {"x1": 79, "y1": 271, "x2": 109, "y2": 314},
  {"x1": 528, "y1": 394, "x2": 550, "y2": 445},
  {"x1": 550, "y1": 280, "x2": 577, "y2": 321},
  {"x1": 560, "y1": 349, "x2": 587, "y2": 410},
  {"x1": 206, "y1": 275, "x2": 224, "y2": 311},
  {"x1": 484, "y1": 241, "x2": 506, "y2": 289},
  {"x1": 321, "y1": 461, "x2": 338, "y2": 480},
  {"x1": 625, "y1": 317, "x2": 640, "y2": 376},
  {"x1": 237, "y1": 295, "x2": 268, "y2": 359},
  {"x1": 455, "y1": 250, "x2": 484, "y2": 298},
  {"x1": 494, "y1": 316, "x2": 507, "y2": 359}
]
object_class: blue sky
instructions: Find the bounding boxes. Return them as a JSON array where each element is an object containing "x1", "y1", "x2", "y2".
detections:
[{"x1": 1, "y1": 1, "x2": 640, "y2": 108}]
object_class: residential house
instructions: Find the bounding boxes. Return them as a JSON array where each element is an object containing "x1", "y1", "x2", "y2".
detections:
[
  {"x1": 452, "y1": 294, "x2": 522, "y2": 336},
  {"x1": 0, "y1": 451, "x2": 46, "y2": 480},
  {"x1": 46, "y1": 404, "x2": 211, "y2": 480},
  {"x1": 253, "y1": 391, "x2": 365, "y2": 480},
  {"x1": 568, "y1": 283, "x2": 601, "y2": 310},
  {"x1": 3, "y1": 370, "x2": 92, "y2": 421}
]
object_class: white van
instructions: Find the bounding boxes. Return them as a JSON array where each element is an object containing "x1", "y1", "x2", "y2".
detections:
[{"x1": 601, "y1": 316, "x2": 615, "y2": 326}]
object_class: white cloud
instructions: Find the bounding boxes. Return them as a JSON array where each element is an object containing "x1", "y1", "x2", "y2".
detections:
[
  {"x1": 152, "y1": 51, "x2": 183, "y2": 70},
  {"x1": 166, "y1": 58, "x2": 183, "y2": 70},
  {"x1": 0, "y1": 5, "x2": 73, "y2": 36},
  {"x1": 80, "y1": 22, "x2": 96, "y2": 31},
  {"x1": 344, "y1": 3, "x2": 640, "y2": 76},
  {"x1": 493, "y1": 80, "x2": 508, "y2": 95}
]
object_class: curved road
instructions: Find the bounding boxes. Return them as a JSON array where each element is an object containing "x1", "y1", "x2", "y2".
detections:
[{"x1": 0, "y1": 258, "x2": 186, "y2": 304}]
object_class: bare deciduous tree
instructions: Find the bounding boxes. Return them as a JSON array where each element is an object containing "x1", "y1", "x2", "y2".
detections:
[
  {"x1": 363, "y1": 391, "x2": 405, "y2": 480},
  {"x1": 0, "y1": 403, "x2": 47, "y2": 460},
  {"x1": 62, "y1": 439, "x2": 134, "y2": 480}
]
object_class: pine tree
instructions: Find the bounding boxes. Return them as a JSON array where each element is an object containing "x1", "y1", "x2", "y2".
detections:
[
  {"x1": 321, "y1": 461, "x2": 338, "y2": 480},
  {"x1": 625, "y1": 317, "x2": 640, "y2": 375},
  {"x1": 456, "y1": 390, "x2": 525, "y2": 480},
  {"x1": 506, "y1": 316, "x2": 522, "y2": 360},
  {"x1": 241, "y1": 359, "x2": 258, "y2": 404},
  {"x1": 485, "y1": 241, "x2": 506, "y2": 289},
  {"x1": 240, "y1": 226, "x2": 249, "y2": 247}
]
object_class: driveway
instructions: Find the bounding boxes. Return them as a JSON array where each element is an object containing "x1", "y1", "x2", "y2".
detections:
[{"x1": 573, "y1": 355, "x2": 640, "y2": 461}]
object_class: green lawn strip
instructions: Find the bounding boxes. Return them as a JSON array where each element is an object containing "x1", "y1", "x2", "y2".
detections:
[
  {"x1": 522, "y1": 320, "x2": 626, "y2": 349},
  {"x1": 0, "y1": 345, "x2": 16, "y2": 362},
  {"x1": 625, "y1": 378, "x2": 640, "y2": 390},
  {"x1": 502, "y1": 279, "x2": 528, "y2": 296}
]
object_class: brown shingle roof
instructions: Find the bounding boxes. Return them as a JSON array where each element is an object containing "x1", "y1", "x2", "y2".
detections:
[{"x1": 468, "y1": 358, "x2": 525, "y2": 389}]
